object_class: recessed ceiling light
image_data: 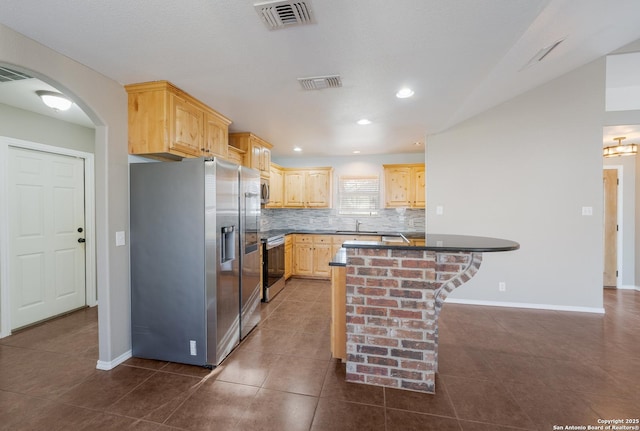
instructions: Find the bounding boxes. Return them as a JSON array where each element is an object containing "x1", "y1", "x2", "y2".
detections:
[
  {"x1": 414, "y1": 141, "x2": 422, "y2": 146},
  {"x1": 293, "y1": 147, "x2": 302, "y2": 152},
  {"x1": 352, "y1": 150, "x2": 361, "y2": 154},
  {"x1": 396, "y1": 87, "x2": 414, "y2": 99},
  {"x1": 357, "y1": 119, "x2": 371, "y2": 125}
]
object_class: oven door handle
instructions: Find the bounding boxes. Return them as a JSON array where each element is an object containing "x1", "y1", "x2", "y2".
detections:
[{"x1": 266, "y1": 237, "x2": 285, "y2": 249}]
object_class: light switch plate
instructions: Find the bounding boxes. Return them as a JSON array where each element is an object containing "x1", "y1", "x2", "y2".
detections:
[
  {"x1": 115, "y1": 231, "x2": 126, "y2": 246},
  {"x1": 436, "y1": 206, "x2": 444, "y2": 215},
  {"x1": 581, "y1": 206, "x2": 593, "y2": 216}
]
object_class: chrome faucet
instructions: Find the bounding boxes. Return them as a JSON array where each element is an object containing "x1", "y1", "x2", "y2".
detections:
[{"x1": 355, "y1": 219, "x2": 362, "y2": 232}]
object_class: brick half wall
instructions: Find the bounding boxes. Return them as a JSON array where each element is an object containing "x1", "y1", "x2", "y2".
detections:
[{"x1": 345, "y1": 247, "x2": 482, "y2": 393}]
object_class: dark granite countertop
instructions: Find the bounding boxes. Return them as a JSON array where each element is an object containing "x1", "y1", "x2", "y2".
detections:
[
  {"x1": 260, "y1": 229, "x2": 425, "y2": 242},
  {"x1": 329, "y1": 234, "x2": 519, "y2": 266}
]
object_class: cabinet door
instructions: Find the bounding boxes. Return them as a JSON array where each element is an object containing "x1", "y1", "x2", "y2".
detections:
[
  {"x1": 384, "y1": 166, "x2": 411, "y2": 207},
  {"x1": 261, "y1": 147, "x2": 271, "y2": 174},
  {"x1": 294, "y1": 242, "x2": 314, "y2": 276},
  {"x1": 170, "y1": 94, "x2": 204, "y2": 157},
  {"x1": 283, "y1": 171, "x2": 306, "y2": 207},
  {"x1": 248, "y1": 140, "x2": 262, "y2": 171},
  {"x1": 412, "y1": 166, "x2": 426, "y2": 208},
  {"x1": 204, "y1": 112, "x2": 228, "y2": 158},
  {"x1": 313, "y1": 242, "x2": 332, "y2": 278},
  {"x1": 266, "y1": 166, "x2": 283, "y2": 208},
  {"x1": 306, "y1": 170, "x2": 331, "y2": 207}
]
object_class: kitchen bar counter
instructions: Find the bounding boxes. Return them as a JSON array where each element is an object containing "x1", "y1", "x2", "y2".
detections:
[
  {"x1": 330, "y1": 234, "x2": 519, "y2": 394},
  {"x1": 330, "y1": 234, "x2": 519, "y2": 264}
]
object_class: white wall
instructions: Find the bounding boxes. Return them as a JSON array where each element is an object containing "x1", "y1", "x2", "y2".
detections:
[
  {"x1": 606, "y1": 52, "x2": 640, "y2": 111},
  {"x1": 605, "y1": 40, "x2": 640, "y2": 291},
  {"x1": 603, "y1": 155, "x2": 636, "y2": 289},
  {"x1": 0, "y1": 23, "x2": 130, "y2": 368},
  {"x1": 0, "y1": 103, "x2": 95, "y2": 153},
  {"x1": 602, "y1": 111, "x2": 640, "y2": 290},
  {"x1": 427, "y1": 59, "x2": 606, "y2": 312}
]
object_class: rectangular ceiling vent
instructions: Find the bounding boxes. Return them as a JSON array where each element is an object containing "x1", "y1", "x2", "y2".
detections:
[
  {"x1": 521, "y1": 38, "x2": 566, "y2": 71},
  {"x1": 298, "y1": 75, "x2": 342, "y2": 91},
  {"x1": 255, "y1": 0, "x2": 315, "y2": 30},
  {"x1": 0, "y1": 67, "x2": 32, "y2": 83}
]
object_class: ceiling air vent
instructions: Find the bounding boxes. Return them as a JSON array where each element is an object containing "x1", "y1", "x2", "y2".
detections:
[
  {"x1": 298, "y1": 75, "x2": 342, "y2": 91},
  {"x1": 0, "y1": 66, "x2": 32, "y2": 83},
  {"x1": 255, "y1": 0, "x2": 315, "y2": 30}
]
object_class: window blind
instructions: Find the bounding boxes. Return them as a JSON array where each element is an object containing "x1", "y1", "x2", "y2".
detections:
[{"x1": 338, "y1": 176, "x2": 379, "y2": 215}]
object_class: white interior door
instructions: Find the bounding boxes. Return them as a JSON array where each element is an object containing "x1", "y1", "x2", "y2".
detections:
[{"x1": 8, "y1": 146, "x2": 86, "y2": 330}]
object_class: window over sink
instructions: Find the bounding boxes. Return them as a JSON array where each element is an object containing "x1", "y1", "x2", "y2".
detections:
[{"x1": 338, "y1": 176, "x2": 379, "y2": 215}]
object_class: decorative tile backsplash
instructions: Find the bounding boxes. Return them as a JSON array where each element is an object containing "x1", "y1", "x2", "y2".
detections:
[{"x1": 261, "y1": 208, "x2": 425, "y2": 232}]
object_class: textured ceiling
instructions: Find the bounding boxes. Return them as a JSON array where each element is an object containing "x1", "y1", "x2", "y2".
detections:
[{"x1": 1, "y1": 0, "x2": 640, "y2": 157}]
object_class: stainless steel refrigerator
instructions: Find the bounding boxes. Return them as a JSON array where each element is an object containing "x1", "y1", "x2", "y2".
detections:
[
  {"x1": 130, "y1": 157, "x2": 261, "y2": 367},
  {"x1": 239, "y1": 166, "x2": 262, "y2": 340}
]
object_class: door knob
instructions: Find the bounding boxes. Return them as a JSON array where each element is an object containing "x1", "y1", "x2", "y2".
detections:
[{"x1": 78, "y1": 238, "x2": 86, "y2": 243}]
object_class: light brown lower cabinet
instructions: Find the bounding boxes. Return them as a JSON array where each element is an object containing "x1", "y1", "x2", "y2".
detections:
[
  {"x1": 284, "y1": 235, "x2": 293, "y2": 280},
  {"x1": 292, "y1": 235, "x2": 332, "y2": 278}
]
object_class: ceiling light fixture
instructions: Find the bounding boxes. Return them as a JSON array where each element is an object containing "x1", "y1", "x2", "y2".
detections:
[
  {"x1": 396, "y1": 88, "x2": 414, "y2": 99},
  {"x1": 352, "y1": 150, "x2": 361, "y2": 154},
  {"x1": 357, "y1": 119, "x2": 371, "y2": 125},
  {"x1": 603, "y1": 137, "x2": 638, "y2": 157},
  {"x1": 293, "y1": 147, "x2": 302, "y2": 152},
  {"x1": 36, "y1": 90, "x2": 72, "y2": 111}
]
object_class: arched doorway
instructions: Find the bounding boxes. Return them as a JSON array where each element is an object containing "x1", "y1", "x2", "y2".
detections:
[{"x1": 0, "y1": 64, "x2": 99, "y2": 350}]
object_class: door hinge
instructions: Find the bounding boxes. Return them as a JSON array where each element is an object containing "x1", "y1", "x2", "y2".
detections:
[
  {"x1": 617, "y1": 178, "x2": 619, "y2": 185},
  {"x1": 616, "y1": 225, "x2": 619, "y2": 232},
  {"x1": 616, "y1": 270, "x2": 619, "y2": 277}
]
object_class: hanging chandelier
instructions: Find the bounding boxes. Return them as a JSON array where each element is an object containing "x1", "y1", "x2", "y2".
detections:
[{"x1": 603, "y1": 137, "x2": 638, "y2": 158}]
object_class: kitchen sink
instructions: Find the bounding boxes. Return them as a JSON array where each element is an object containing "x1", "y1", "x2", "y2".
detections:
[{"x1": 335, "y1": 230, "x2": 378, "y2": 234}]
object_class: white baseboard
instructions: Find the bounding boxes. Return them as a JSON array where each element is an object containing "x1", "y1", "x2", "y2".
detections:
[
  {"x1": 96, "y1": 349, "x2": 132, "y2": 371},
  {"x1": 619, "y1": 284, "x2": 639, "y2": 291},
  {"x1": 445, "y1": 298, "x2": 605, "y2": 314}
]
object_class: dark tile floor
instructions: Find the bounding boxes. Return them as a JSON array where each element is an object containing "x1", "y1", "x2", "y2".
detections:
[{"x1": 1, "y1": 279, "x2": 638, "y2": 430}]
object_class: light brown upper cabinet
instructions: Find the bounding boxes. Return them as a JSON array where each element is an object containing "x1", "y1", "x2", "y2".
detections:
[
  {"x1": 126, "y1": 81, "x2": 231, "y2": 160},
  {"x1": 283, "y1": 167, "x2": 333, "y2": 208},
  {"x1": 266, "y1": 163, "x2": 284, "y2": 208},
  {"x1": 228, "y1": 133, "x2": 272, "y2": 179},
  {"x1": 383, "y1": 163, "x2": 425, "y2": 208}
]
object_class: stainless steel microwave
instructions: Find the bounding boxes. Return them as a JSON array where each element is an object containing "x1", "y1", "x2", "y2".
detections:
[{"x1": 260, "y1": 177, "x2": 270, "y2": 205}]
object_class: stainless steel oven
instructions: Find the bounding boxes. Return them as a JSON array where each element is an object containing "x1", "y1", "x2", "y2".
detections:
[{"x1": 262, "y1": 235, "x2": 285, "y2": 302}]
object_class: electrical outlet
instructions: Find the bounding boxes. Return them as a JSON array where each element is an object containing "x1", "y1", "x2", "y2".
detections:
[
  {"x1": 581, "y1": 206, "x2": 593, "y2": 216},
  {"x1": 436, "y1": 206, "x2": 444, "y2": 215},
  {"x1": 498, "y1": 282, "x2": 506, "y2": 292},
  {"x1": 189, "y1": 340, "x2": 197, "y2": 356}
]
